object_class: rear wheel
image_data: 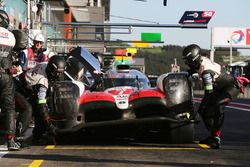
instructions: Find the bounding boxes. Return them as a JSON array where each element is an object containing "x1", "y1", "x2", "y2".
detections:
[{"x1": 169, "y1": 123, "x2": 194, "y2": 143}]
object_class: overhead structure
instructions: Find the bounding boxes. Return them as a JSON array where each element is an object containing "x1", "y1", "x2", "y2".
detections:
[
  {"x1": 134, "y1": 0, "x2": 168, "y2": 6},
  {"x1": 41, "y1": 9, "x2": 213, "y2": 53},
  {"x1": 42, "y1": 22, "x2": 208, "y2": 29}
]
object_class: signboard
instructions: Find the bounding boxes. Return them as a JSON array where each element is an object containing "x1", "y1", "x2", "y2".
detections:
[
  {"x1": 114, "y1": 56, "x2": 133, "y2": 66},
  {"x1": 246, "y1": 29, "x2": 250, "y2": 45},
  {"x1": 115, "y1": 56, "x2": 132, "y2": 61},
  {"x1": 141, "y1": 32, "x2": 161, "y2": 42},
  {"x1": 115, "y1": 49, "x2": 127, "y2": 56},
  {"x1": 179, "y1": 11, "x2": 215, "y2": 24},
  {"x1": 126, "y1": 48, "x2": 137, "y2": 54},
  {"x1": 213, "y1": 27, "x2": 250, "y2": 47},
  {"x1": 132, "y1": 41, "x2": 150, "y2": 48}
]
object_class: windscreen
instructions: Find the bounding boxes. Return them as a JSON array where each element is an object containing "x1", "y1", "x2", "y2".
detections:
[{"x1": 103, "y1": 69, "x2": 150, "y2": 89}]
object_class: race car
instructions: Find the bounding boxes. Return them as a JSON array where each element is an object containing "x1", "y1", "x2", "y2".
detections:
[{"x1": 49, "y1": 47, "x2": 198, "y2": 143}]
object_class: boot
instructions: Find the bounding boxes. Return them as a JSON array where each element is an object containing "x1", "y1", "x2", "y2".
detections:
[
  {"x1": 7, "y1": 137, "x2": 21, "y2": 151},
  {"x1": 210, "y1": 137, "x2": 221, "y2": 149},
  {"x1": 37, "y1": 104, "x2": 57, "y2": 135},
  {"x1": 15, "y1": 136, "x2": 30, "y2": 149}
]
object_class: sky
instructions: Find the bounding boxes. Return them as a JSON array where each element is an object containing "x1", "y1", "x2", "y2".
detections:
[{"x1": 110, "y1": 0, "x2": 250, "y2": 56}]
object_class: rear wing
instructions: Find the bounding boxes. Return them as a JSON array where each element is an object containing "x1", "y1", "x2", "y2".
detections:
[{"x1": 179, "y1": 11, "x2": 215, "y2": 25}]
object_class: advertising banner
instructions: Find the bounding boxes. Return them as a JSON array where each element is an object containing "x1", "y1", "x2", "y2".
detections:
[
  {"x1": 179, "y1": 11, "x2": 215, "y2": 25},
  {"x1": 246, "y1": 29, "x2": 250, "y2": 45},
  {"x1": 141, "y1": 32, "x2": 161, "y2": 42},
  {"x1": 213, "y1": 27, "x2": 250, "y2": 47}
]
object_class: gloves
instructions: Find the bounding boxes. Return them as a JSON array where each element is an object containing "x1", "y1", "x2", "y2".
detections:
[
  {"x1": 235, "y1": 76, "x2": 250, "y2": 94},
  {"x1": 9, "y1": 65, "x2": 22, "y2": 75}
]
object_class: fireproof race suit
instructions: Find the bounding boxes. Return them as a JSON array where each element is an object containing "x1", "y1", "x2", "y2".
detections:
[
  {"x1": 0, "y1": 26, "x2": 21, "y2": 150},
  {"x1": 197, "y1": 56, "x2": 240, "y2": 138},
  {"x1": 19, "y1": 47, "x2": 47, "y2": 71},
  {"x1": 24, "y1": 62, "x2": 55, "y2": 143}
]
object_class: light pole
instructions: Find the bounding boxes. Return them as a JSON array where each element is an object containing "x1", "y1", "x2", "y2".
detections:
[
  {"x1": 229, "y1": 35, "x2": 233, "y2": 65},
  {"x1": 27, "y1": 0, "x2": 31, "y2": 29}
]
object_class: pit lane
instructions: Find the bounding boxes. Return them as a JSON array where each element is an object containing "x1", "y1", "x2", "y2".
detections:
[
  {"x1": 0, "y1": 143, "x2": 211, "y2": 167},
  {"x1": 0, "y1": 98, "x2": 249, "y2": 167}
]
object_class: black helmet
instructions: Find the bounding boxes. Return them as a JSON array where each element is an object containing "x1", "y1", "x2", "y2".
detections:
[
  {"x1": 46, "y1": 55, "x2": 66, "y2": 81},
  {"x1": 66, "y1": 56, "x2": 84, "y2": 80},
  {"x1": 182, "y1": 44, "x2": 202, "y2": 70},
  {"x1": 0, "y1": 10, "x2": 9, "y2": 29}
]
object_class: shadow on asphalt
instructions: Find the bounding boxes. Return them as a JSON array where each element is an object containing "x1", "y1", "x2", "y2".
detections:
[{"x1": 2, "y1": 153, "x2": 240, "y2": 167}]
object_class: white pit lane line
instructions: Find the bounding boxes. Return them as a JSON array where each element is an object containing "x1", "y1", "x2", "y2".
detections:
[{"x1": 0, "y1": 145, "x2": 8, "y2": 158}]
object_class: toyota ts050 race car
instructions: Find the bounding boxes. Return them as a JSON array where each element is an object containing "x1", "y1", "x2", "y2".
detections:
[{"x1": 49, "y1": 47, "x2": 198, "y2": 143}]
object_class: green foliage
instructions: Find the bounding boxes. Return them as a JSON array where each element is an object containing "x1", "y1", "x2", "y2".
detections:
[
  {"x1": 135, "y1": 45, "x2": 230, "y2": 75},
  {"x1": 106, "y1": 44, "x2": 236, "y2": 75},
  {"x1": 136, "y1": 45, "x2": 189, "y2": 74}
]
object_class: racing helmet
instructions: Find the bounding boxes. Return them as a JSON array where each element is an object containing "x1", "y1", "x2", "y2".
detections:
[
  {"x1": 34, "y1": 33, "x2": 45, "y2": 43},
  {"x1": 0, "y1": 27, "x2": 15, "y2": 58},
  {"x1": 46, "y1": 55, "x2": 66, "y2": 81},
  {"x1": 0, "y1": 10, "x2": 9, "y2": 29},
  {"x1": 182, "y1": 44, "x2": 202, "y2": 70},
  {"x1": 66, "y1": 56, "x2": 84, "y2": 80}
]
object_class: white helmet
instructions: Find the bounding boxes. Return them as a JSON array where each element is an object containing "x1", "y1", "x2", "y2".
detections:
[
  {"x1": 0, "y1": 27, "x2": 15, "y2": 47},
  {"x1": 34, "y1": 33, "x2": 45, "y2": 43},
  {"x1": 0, "y1": 27, "x2": 15, "y2": 57}
]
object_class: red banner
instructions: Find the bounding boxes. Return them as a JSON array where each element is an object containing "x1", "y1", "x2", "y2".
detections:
[
  {"x1": 246, "y1": 29, "x2": 250, "y2": 45},
  {"x1": 115, "y1": 49, "x2": 127, "y2": 56}
]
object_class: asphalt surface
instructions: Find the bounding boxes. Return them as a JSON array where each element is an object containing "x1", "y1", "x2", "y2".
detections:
[{"x1": 0, "y1": 98, "x2": 249, "y2": 167}]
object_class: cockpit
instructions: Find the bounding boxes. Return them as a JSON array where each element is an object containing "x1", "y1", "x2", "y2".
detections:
[{"x1": 102, "y1": 69, "x2": 150, "y2": 89}]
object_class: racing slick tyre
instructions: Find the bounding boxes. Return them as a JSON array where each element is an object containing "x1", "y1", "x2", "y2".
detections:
[{"x1": 169, "y1": 123, "x2": 194, "y2": 144}]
